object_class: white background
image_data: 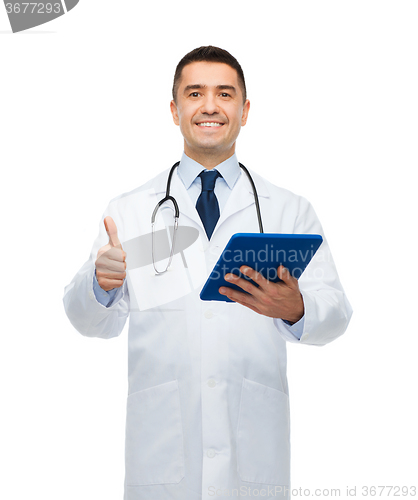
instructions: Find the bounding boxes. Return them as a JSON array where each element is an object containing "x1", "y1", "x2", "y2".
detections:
[{"x1": 1, "y1": 1, "x2": 417, "y2": 498}]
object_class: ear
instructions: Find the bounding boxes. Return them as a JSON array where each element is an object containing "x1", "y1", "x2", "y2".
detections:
[
  {"x1": 170, "y1": 100, "x2": 180, "y2": 126},
  {"x1": 241, "y1": 99, "x2": 250, "y2": 126}
]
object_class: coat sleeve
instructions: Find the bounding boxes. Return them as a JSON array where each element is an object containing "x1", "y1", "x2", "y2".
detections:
[
  {"x1": 63, "y1": 207, "x2": 130, "y2": 339},
  {"x1": 274, "y1": 196, "x2": 353, "y2": 346}
]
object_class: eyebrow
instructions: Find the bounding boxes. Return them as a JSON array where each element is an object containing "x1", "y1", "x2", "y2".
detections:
[{"x1": 183, "y1": 84, "x2": 237, "y2": 94}]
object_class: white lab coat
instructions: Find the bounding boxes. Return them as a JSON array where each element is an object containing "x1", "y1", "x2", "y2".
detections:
[{"x1": 63, "y1": 166, "x2": 352, "y2": 500}]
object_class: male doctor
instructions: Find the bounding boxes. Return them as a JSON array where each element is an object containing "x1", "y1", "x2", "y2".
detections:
[{"x1": 64, "y1": 46, "x2": 352, "y2": 500}]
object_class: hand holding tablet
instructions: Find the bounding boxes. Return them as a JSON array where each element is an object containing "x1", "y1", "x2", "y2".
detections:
[
  {"x1": 200, "y1": 232, "x2": 322, "y2": 297},
  {"x1": 221, "y1": 263, "x2": 305, "y2": 323},
  {"x1": 200, "y1": 233, "x2": 322, "y2": 322}
]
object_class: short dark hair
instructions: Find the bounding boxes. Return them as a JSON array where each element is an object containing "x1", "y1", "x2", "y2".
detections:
[{"x1": 172, "y1": 45, "x2": 247, "y2": 104}]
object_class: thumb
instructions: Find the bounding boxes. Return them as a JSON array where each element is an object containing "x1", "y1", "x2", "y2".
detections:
[{"x1": 104, "y1": 216, "x2": 121, "y2": 248}]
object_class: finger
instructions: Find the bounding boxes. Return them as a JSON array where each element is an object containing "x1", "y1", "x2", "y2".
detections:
[
  {"x1": 219, "y1": 286, "x2": 262, "y2": 314},
  {"x1": 97, "y1": 252, "x2": 127, "y2": 271},
  {"x1": 239, "y1": 266, "x2": 271, "y2": 288},
  {"x1": 96, "y1": 270, "x2": 126, "y2": 282},
  {"x1": 278, "y1": 265, "x2": 298, "y2": 287},
  {"x1": 219, "y1": 286, "x2": 257, "y2": 306},
  {"x1": 224, "y1": 265, "x2": 270, "y2": 297},
  {"x1": 224, "y1": 272, "x2": 264, "y2": 299},
  {"x1": 97, "y1": 278, "x2": 125, "y2": 292},
  {"x1": 104, "y1": 216, "x2": 121, "y2": 248},
  {"x1": 102, "y1": 246, "x2": 126, "y2": 265}
]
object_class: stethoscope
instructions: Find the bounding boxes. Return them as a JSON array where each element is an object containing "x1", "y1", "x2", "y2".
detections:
[{"x1": 151, "y1": 161, "x2": 264, "y2": 274}]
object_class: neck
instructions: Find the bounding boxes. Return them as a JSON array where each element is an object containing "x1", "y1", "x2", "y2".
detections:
[{"x1": 184, "y1": 146, "x2": 235, "y2": 170}]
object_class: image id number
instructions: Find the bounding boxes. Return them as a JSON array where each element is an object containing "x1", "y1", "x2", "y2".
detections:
[
  {"x1": 5, "y1": 3, "x2": 62, "y2": 14},
  {"x1": 362, "y1": 486, "x2": 416, "y2": 496}
]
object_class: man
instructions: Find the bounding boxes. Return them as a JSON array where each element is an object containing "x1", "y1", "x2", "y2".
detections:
[{"x1": 64, "y1": 46, "x2": 352, "y2": 500}]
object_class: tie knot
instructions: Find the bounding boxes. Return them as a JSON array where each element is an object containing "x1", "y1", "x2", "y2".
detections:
[{"x1": 199, "y1": 170, "x2": 220, "y2": 192}]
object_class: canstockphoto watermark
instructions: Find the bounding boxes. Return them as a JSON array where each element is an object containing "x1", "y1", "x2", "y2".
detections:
[
  {"x1": 207, "y1": 485, "x2": 340, "y2": 497},
  {"x1": 208, "y1": 485, "x2": 417, "y2": 497},
  {"x1": 208, "y1": 485, "x2": 290, "y2": 497},
  {"x1": 3, "y1": 0, "x2": 79, "y2": 32}
]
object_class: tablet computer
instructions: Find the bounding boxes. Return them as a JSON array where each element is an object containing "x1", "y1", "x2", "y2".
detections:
[{"x1": 200, "y1": 233, "x2": 323, "y2": 302}]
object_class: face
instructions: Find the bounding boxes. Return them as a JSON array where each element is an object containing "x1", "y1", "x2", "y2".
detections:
[{"x1": 170, "y1": 61, "x2": 250, "y2": 165}]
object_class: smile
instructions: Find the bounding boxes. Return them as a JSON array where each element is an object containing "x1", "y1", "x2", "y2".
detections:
[{"x1": 196, "y1": 122, "x2": 224, "y2": 127}]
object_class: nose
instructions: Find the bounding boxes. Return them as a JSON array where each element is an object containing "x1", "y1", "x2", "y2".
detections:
[{"x1": 200, "y1": 93, "x2": 220, "y2": 115}]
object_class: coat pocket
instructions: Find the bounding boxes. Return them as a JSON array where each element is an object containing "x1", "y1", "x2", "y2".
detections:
[
  {"x1": 237, "y1": 378, "x2": 290, "y2": 485},
  {"x1": 125, "y1": 380, "x2": 185, "y2": 486}
]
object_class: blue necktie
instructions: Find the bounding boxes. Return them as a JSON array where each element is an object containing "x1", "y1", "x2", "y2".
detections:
[{"x1": 196, "y1": 170, "x2": 221, "y2": 239}]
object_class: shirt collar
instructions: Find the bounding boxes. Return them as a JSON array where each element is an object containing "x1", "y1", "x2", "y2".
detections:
[{"x1": 177, "y1": 152, "x2": 241, "y2": 190}]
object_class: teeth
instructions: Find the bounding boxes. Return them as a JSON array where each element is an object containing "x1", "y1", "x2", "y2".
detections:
[{"x1": 197, "y1": 122, "x2": 223, "y2": 127}]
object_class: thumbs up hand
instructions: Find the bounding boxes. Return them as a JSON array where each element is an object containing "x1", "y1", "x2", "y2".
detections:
[{"x1": 95, "y1": 216, "x2": 127, "y2": 291}]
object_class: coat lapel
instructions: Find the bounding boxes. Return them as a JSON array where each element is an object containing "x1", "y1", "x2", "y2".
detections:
[{"x1": 215, "y1": 168, "x2": 270, "y2": 233}]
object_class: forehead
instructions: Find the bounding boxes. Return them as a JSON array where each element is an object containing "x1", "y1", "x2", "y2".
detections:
[{"x1": 179, "y1": 61, "x2": 240, "y2": 88}]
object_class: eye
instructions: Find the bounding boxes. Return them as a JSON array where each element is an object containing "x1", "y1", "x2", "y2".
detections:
[
  {"x1": 220, "y1": 93, "x2": 231, "y2": 98},
  {"x1": 189, "y1": 92, "x2": 200, "y2": 98}
]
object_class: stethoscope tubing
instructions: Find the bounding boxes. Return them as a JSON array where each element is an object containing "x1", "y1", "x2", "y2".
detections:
[{"x1": 151, "y1": 161, "x2": 264, "y2": 274}]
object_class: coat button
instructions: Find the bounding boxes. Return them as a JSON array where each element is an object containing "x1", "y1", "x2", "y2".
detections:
[
  {"x1": 207, "y1": 379, "x2": 216, "y2": 388},
  {"x1": 207, "y1": 449, "x2": 216, "y2": 458},
  {"x1": 204, "y1": 310, "x2": 213, "y2": 319}
]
